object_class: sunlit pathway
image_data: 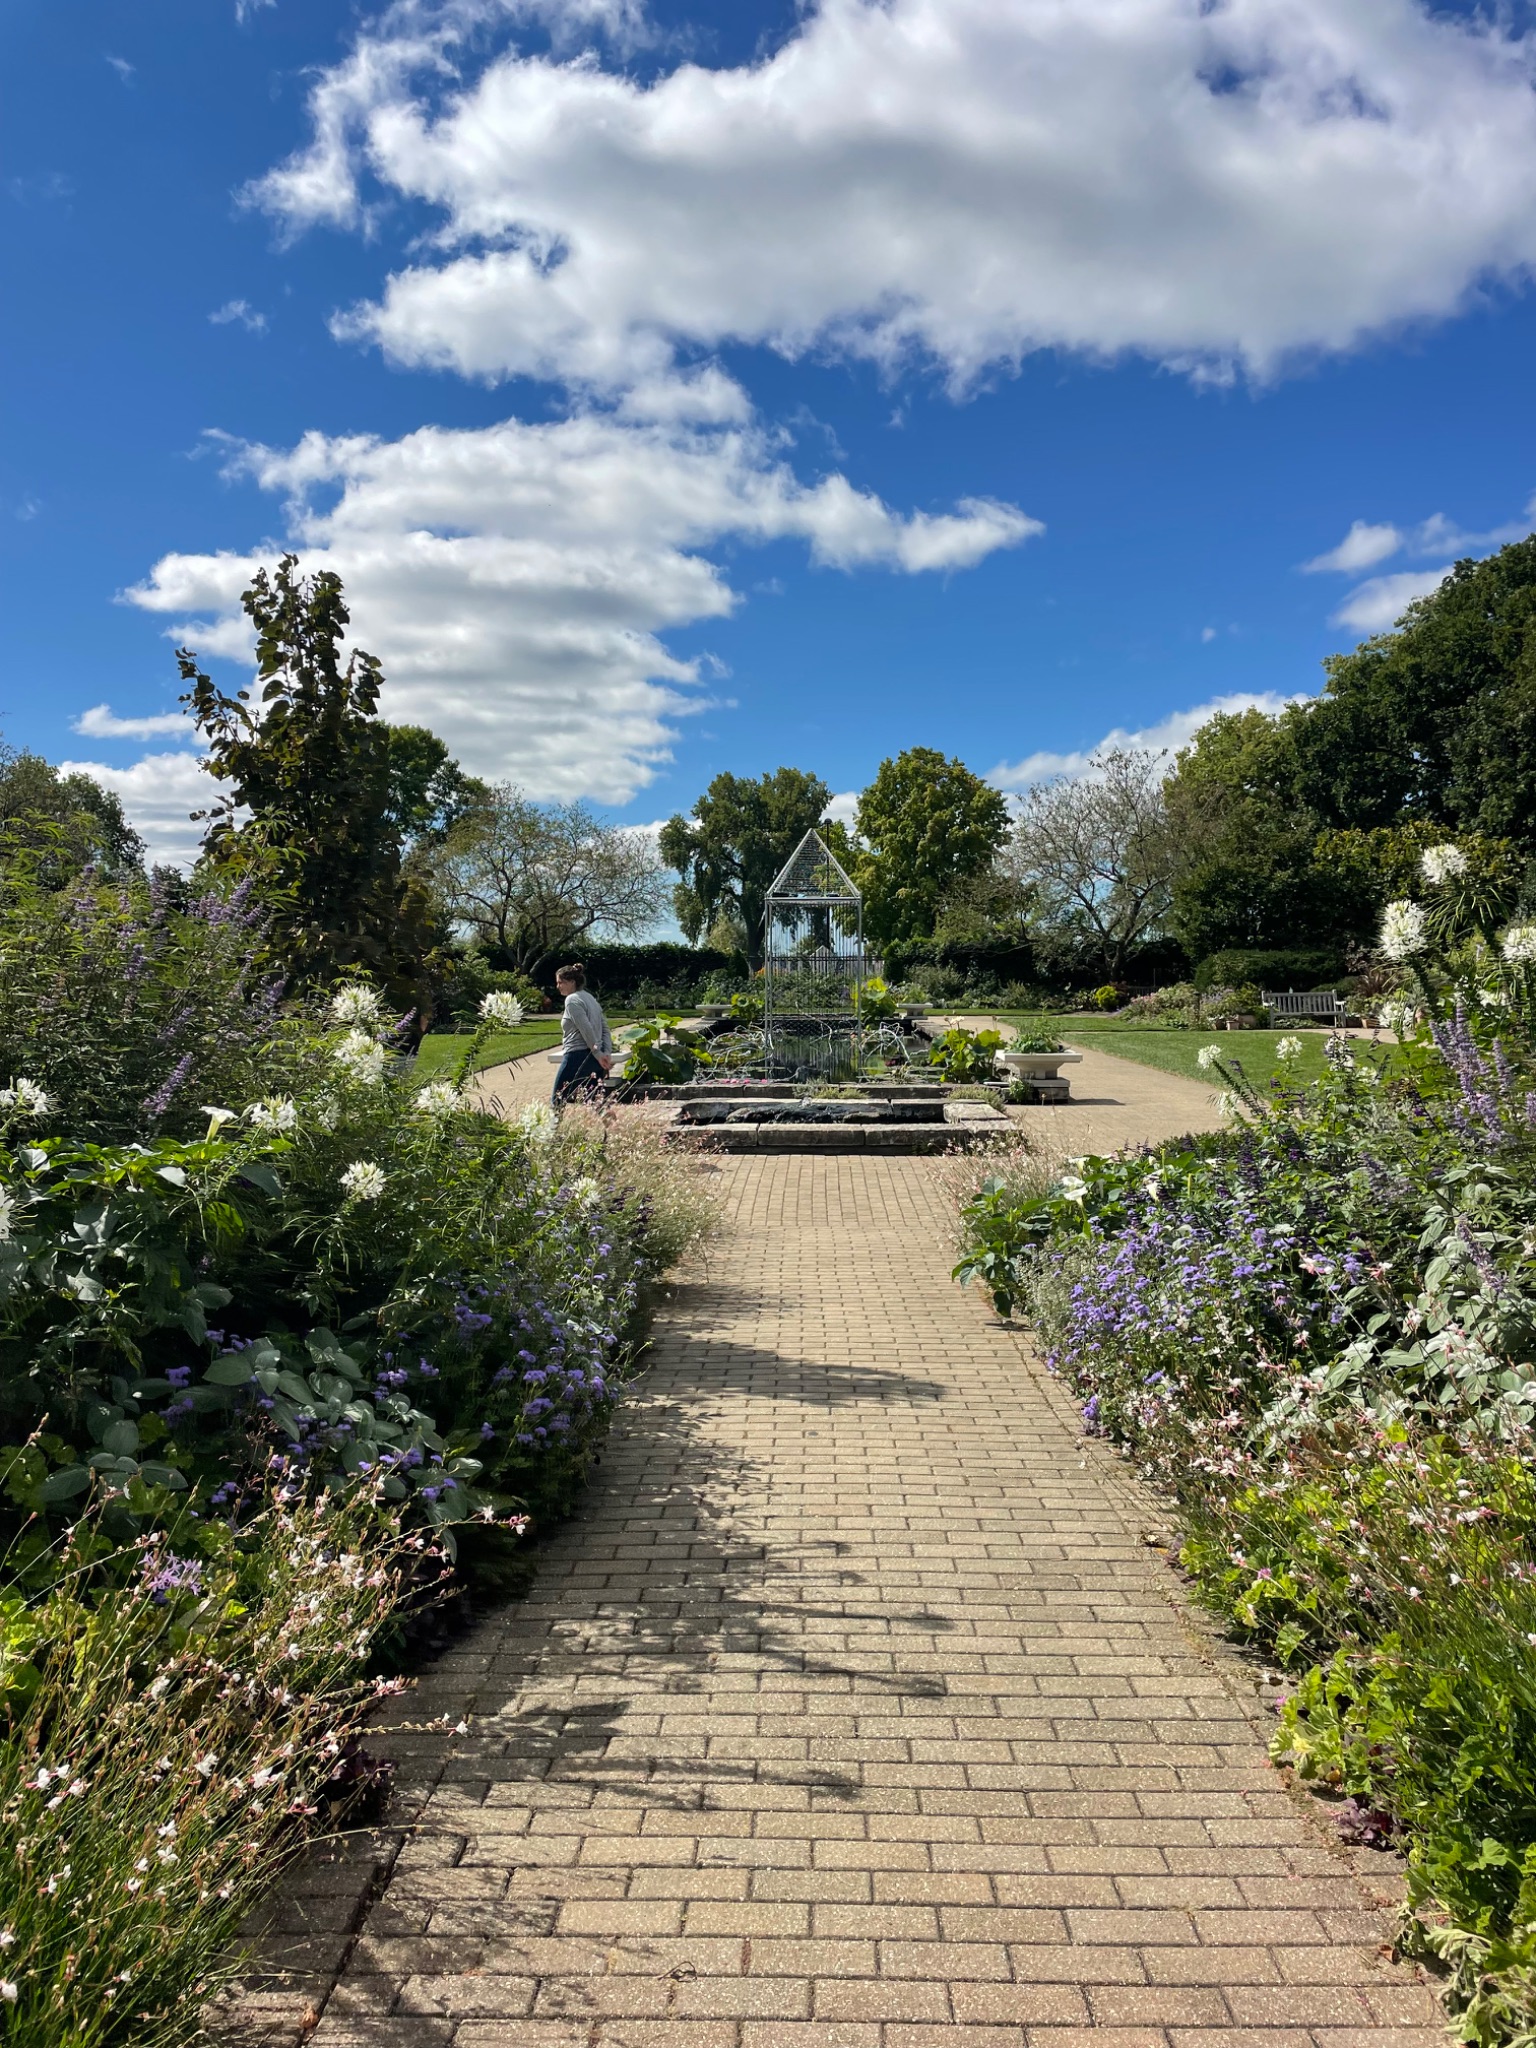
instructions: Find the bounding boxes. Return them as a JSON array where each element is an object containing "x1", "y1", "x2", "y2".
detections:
[{"x1": 242, "y1": 1156, "x2": 1442, "y2": 2048}]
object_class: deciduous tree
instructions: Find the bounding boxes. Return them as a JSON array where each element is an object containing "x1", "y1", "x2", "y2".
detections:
[
  {"x1": 180, "y1": 555, "x2": 401, "y2": 984},
  {"x1": 435, "y1": 785, "x2": 667, "y2": 976},
  {"x1": 1010, "y1": 748, "x2": 1174, "y2": 981},
  {"x1": 660, "y1": 768, "x2": 831, "y2": 966},
  {"x1": 853, "y1": 747, "x2": 1010, "y2": 947}
]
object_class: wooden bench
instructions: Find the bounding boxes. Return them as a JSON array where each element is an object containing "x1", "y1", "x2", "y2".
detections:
[{"x1": 1263, "y1": 989, "x2": 1347, "y2": 1027}]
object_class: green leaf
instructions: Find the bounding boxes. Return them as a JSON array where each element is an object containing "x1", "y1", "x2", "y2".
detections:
[
  {"x1": 205, "y1": 1355, "x2": 255, "y2": 1387},
  {"x1": 36, "y1": 1465, "x2": 91, "y2": 1503},
  {"x1": 238, "y1": 1163, "x2": 282, "y2": 1198},
  {"x1": 101, "y1": 1419, "x2": 140, "y2": 1458},
  {"x1": 136, "y1": 1462, "x2": 188, "y2": 1491}
]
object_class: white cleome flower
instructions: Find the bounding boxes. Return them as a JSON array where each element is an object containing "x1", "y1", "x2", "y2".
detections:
[
  {"x1": 515, "y1": 1102, "x2": 557, "y2": 1147},
  {"x1": 329, "y1": 985, "x2": 385, "y2": 1030},
  {"x1": 340, "y1": 1161, "x2": 387, "y2": 1202},
  {"x1": 1375, "y1": 999, "x2": 1413, "y2": 1036},
  {"x1": 332, "y1": 1031, "x2": 387, "y2": 1086},
  {"x1": 1420, "y1": 843, "x2": 1468, "y2": 885},
  {"x1": 0, "y1": 1077, "x2": 50, "y2": 1117},
  {"x1": 0, "y1": 1188, "x2": 16, "y2": 1243},
  {"x1": 414, "y1": 1080, "x2": 464, "y2": 1118},
  {"x1": 1275, "y1": 1036, "x2": 1303, "y2": 1061},
  {"x1": 1196, "y1": 1043, "x2": 1223, "y2": 1071},
  {"x1": 1500, "y1": 923, "x2": 1536, "y2": 966},
  {"x1": 479, "y1": 990, "x2": 525, "y2": 1028},
  {"x1": 247, "y1": 1097, "x2": 298, "y2": 1132},
  {"x1": 570, "y1": 1175, "x2": 601, "y2": 1207},
  {"x1": 1378, "y1": 899, "x2": 1429, "y2": 962}
]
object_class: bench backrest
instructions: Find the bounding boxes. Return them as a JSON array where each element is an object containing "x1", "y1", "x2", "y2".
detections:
[{"x1": 1263, "y1": 990, "x2": 1346, "y2": 1022}]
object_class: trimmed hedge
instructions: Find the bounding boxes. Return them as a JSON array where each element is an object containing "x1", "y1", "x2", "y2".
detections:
[
  {"x1": 1193, "y1": 946, "x2": 1345, "y2": 992},
  {"x1": 530, "y1": 942, "x2": 735, "y2": 1004}
]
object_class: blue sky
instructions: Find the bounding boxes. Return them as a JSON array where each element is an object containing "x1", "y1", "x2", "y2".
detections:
[{"x1": 6, "y1": 0, "x2": 1536, "y2": 864}]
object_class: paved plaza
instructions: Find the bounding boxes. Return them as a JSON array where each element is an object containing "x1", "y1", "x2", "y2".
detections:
[{"x1": 236, "y1": 1066, "x2": 1443, "y2": 2048}]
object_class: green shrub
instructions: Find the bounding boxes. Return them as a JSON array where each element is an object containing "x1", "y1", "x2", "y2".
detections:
[{"x1": 1193, "y1": 946, "x2": 1344, "y2": 992}]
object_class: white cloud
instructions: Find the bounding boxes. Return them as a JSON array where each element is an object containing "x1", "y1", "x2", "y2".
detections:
[
  {"x1": 105, "y1": 55, "x2": 135, "y2": 83},
  {"x1": 253, "y1": 0, "x2": 1536, "y2": 393},
  {"x1": 72, "y1": 704, "x2": 198, "y2": 743},
  {"x1": 58, "y1": 752, "x2": 216, "y2": 870},
  {"x1": 1330, "y1": 566, "x2": 1452, "y2": 633},
  {"x1": 1302, "y1": 520, "x2": 1403, "y2": 574},
  {"x1": 125, "y1": 406, "x2": 1037, "y2": 804},
  {"x1": 209, "y1": 299, "x2": 267, "y2": 333},
  {"x1": 989, "y1": 691, "x2": 1307, "y2": 794},
  {"x1": 235, "y1": 0, "x2": 276, "y2": 21}
]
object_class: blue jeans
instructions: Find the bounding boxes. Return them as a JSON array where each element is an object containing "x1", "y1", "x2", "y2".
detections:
[{"x1": 552, "y1": 1046, "x2": 605, "y2": 1105}]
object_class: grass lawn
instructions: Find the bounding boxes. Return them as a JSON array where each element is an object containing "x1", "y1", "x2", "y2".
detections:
[
  {"x1": 415, "y1": 1022, "x2": 562, "y2": 1078},
  {"x1": 993, "y1": 1012, "x2": 1375, "y2": 1090},
  {"x1": 415, "y1": 1012, "x2": 661, "y2": 1080}
]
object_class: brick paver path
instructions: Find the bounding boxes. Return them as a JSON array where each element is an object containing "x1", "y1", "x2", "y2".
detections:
[{"x1": 274, "y1": 1156, "x2": 1440, "y2": 2048}]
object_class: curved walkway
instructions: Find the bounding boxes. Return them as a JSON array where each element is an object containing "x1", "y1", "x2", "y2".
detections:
[{"x1": 234, "y1": 1114, "x2": 1442, "y2": 2048}]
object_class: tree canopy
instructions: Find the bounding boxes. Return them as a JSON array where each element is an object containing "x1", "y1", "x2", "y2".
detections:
[
  {"x1": 1011, "y1": 748, "x2": 1175, "y2": 980},
  {"x1": 853, "y1": 747, "x2": 1010, "y2": 947},
  {"x1": 435, "y1": 785, "x2": 667, "y2": 975},
  {"x1": 660, "y1": 768, "x2": 831, "y2": 966},
  {"x1": 180, "y1": 555, "x2": 401, "y2": 984},
  {"x1": 0, "y1": 747, "x2": 142, "y2": 884}
]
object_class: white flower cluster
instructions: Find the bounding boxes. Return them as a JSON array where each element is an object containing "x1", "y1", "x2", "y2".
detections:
[
  {"x1": 0, "y1": 1077, "x2": 50, "y2": 1117},
  {"x1": 414, "y1": 1080, "x2": 464, "y2": 1118},
  {"x1": 248, "y1": 1096, "x2": 298, "y2": 1132},
  {"x1": 340, "y1": 1160, "x2": 387, "y2": 1202},
  {"x1": 1500, "y1": 923, "x2": 1536, "y2": 966},
  {"x1": 0, "y1": 1188, "x2": 17, "y2": 1244},
  {"x1": 479, "y1": 990, "x2": 525, "y2": 1029},
  {"x1": 1378, "y1": 899, "x2": 1429, "y2": 962},
  {"x1": 1196, "y1": 1043, "x2": 1223, "y2": 1071},
  {"x1": 569, "y1": 1175, "x2": 601, "y2": 1208},
  {"x1": 332, "y1": 1030, "x2": 387, "y2": 1086},
  {"x1": 516, "y1": 1101, "x2": 557, "y2": 1147},
  {"x1": 1420, "y1": 843, "x2": 1468, "y2": 885},
  {"x1": 330, "y1": 985, "x2": 385, "y2": 1030},
  {"x1": 1275, "y1": 1036, "x2": 1303, "y2": 1061},
  {"x1": 1375, "y1": 998, "x2": 1417, "y2": 1038}
]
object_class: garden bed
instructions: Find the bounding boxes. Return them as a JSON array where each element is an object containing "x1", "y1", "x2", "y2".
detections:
[{"x1": 953, "y1": 997, "x2": 1536, "y2": 2046}]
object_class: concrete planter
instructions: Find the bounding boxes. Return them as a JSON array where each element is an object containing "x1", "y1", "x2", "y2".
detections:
[{"x1": 995, "y1": 1049, "x2": 1083, "y2": 1082}]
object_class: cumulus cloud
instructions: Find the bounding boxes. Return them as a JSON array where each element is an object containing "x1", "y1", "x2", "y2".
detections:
[
  {"x1": 989, "y1": 691, "x2": 1307, "y2": 794},
  {"x1": 124, "y1": 406, "x2": 1037, "y2": 805},
  {"x1": 1302, "y1": 520, "x2": 1403, "y2": 575},
  {"x1": 58, "y1": 752, "x2": 216, "y2": 870},
  {"x1": 251, "y1": 0, "x2": 1536, "y2": 392},
  {"x1": 1329, "y1": 566, "x2": 1452, "y2": 633},
  {"x1": 1306, "y1": 491, "x2": 1536, "y2": 633},
  {"x1": 72, "y1": 704, "x2": 198, "y2": 743}
]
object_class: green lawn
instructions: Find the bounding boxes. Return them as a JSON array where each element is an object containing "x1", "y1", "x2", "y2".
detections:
[
  {"x1": 415, "y1": 1022, "x2": 562, "y2": 1079},
  {"x1": 993, "y1": 1012, "x2": 1368, "y2": 1089}
]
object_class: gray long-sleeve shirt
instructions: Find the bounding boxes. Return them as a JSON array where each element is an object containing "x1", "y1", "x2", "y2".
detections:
[{"x1": 560, "y1": 989, "x2": 613, "y2": 1057}]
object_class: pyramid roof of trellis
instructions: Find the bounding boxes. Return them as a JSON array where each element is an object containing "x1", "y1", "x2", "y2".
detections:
[{"x1": 766, "y1": 829, "x2": 861, "y2": 908}]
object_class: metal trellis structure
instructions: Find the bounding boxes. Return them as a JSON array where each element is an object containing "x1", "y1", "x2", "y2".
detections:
[{"x1": 762, "y1": 829, "x2": 866, "y2": 1079}]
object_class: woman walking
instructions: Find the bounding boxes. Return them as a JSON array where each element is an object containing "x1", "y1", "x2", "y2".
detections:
[{"x1": 551, "y1": 962, "x2": 615, "y2": 1106}]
